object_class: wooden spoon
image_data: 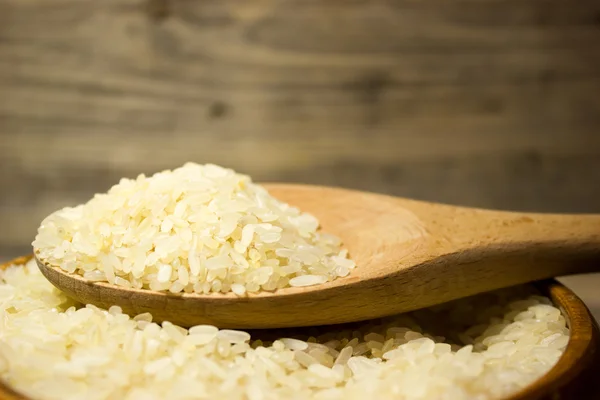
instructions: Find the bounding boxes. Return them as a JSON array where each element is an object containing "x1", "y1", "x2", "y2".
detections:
[{"x1": 35, "y1": 184, "x2": 600, "y2": 329}]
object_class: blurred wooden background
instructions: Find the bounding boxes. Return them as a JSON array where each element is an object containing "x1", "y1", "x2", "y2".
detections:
[{"x1": 1, "y1": 0, "x2": 599, "y2": 262}]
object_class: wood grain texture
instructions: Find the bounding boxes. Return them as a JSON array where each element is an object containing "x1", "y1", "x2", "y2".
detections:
[
  {"x1": 34, "y1": 184, "x2": 600, "y2": 329},
  {"x1": 3, "y1": 256, "x2": 600, "y2": 399},
  {"x1": 1, "y1": 0, "x2": 600, "y2": 257}
]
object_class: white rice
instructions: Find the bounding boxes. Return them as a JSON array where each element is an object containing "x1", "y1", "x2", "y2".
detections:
[
  {"x1": 32, "y1": 163, "x2": 356, "y2": 294},
  {"x1": 0, "y1": 259, "x2": 569, "y2": 400}
]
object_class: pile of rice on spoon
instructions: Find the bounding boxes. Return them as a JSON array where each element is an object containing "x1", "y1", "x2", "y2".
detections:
[{"x1": 33, "y1": 163, "x2": 355, "y2": 295}]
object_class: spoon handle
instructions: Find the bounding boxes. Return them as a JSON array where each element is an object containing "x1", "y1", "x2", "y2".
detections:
[
  {"x1": 435, "y1": 210, "x2": 600, "y2": 281},
  {"x1": 479, "y1": 211, "x2": 600, "y2": 257}
]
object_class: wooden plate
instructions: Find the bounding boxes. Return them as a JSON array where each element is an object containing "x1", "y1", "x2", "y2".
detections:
[{"x1": 0, "y1": 255, "x2": 598, "y2": 400}]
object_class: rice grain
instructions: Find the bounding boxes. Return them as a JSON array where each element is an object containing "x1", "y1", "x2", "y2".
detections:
[
  {"x1": 0, "y1": 260, "x2": 568, "y2": 400},
  {"x1": 33, "y1": 163, "x2": 356, "y2": 294}
]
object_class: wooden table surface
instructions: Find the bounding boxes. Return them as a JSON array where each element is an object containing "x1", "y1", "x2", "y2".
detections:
[{"x1": 1, "y1": 0, "x2": 600, "y2": 258}]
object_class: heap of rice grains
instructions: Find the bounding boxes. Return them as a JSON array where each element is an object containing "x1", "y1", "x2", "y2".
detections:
[
  {"x1": 0, "y1": 259, "x2": 569, "y2": 400},
  {"x1": 33, "y1": 163, "x2": 355, "y2": 295},
  {"x1": 8, "y1": 163, "x2": 569, "y2": 399}
]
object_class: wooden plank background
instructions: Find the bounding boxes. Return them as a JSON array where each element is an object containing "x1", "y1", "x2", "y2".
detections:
[{"x1": 1, "y1": 0, "x2": 599, "y2": 260}]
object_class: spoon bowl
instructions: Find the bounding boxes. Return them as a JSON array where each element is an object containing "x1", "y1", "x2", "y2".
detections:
[{"x1": 36, "y1": 184, "x2": 600, "y2": 328}]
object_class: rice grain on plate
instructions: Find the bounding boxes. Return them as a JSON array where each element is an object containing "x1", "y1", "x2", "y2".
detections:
[
  {"x1": 32, "y1": 163, "x2": 355, "y2": 294},
  {"x1": 0, "y1": 259, "x2": 569, "y2": 400}
]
